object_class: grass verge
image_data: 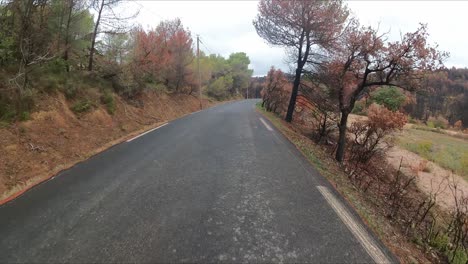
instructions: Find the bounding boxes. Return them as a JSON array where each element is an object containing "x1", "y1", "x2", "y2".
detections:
[{"x1": 397, "y1": 128, "x2": 468, "y2": 180}]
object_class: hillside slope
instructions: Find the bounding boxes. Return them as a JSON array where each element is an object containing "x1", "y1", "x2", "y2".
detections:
[{"x1": 0, "y1": 91, "x2": 218, "y2": 202}]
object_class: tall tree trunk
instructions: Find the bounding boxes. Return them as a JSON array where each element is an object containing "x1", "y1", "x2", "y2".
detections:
[
  {"x1": 335, "y1": 110, "x2": 349, "y2": 162},
  {"x1": 319, "y1": 112, "x2": 327, "y2": 141},
  {"x1": 56, "y1": 2, "x2": 65, "y2": 53},
  {"x1": 88, "y1": 0, "x2": 104, "y2": 71},
  {"x1": 63, "y1": 0, "x2": 74, "y2": 72},
  {"x1": 285, "y1": 29, "x2": 310, "y2": 123},
  {"x1": 285, "y1": 67, "x2": 302, "y2": 122},
  {"x1": 15, "y1": 0, "x2": 34, "y2": 114}
]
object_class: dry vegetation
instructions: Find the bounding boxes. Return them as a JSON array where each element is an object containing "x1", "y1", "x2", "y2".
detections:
[
  {"x1": 254, "y1": 1, "x2": 467, "y2": 263},
  {"x1": 397, "y1": 128, "x2": 468, "y2": 180},
  {"x1": 0, "y1": 90, "x2": 219, "y2": 203},
  {"x1": 258, "y1": 104, "x2": 468, "y2": 264},
  {"x1": 0, "y1": 0, "x2": 252, "y2": 203}
]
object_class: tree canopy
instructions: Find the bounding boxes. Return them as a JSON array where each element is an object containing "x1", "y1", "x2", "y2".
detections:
[
  {"x1": 254, "y1": 0, "x2": 348, "y2": 122},
  {"x1": 0, "y1": 0, "x2": 253, "y2": 122}
]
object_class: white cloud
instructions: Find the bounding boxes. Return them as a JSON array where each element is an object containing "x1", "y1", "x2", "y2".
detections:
[
  {"x1": 347, "y1": 1, "x2": 468, "y2": 69},
  {"x1": 130, "y1": 0, "x2": 468, "y2": 76}
]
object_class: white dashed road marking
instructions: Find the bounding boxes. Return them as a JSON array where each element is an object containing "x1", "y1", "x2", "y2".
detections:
[
  {"x1": 126, "y1": 123, "x2": 168, "y2": 142},
  {"x1": 317, "y1": 186, "x2": 391, "y2": 264},
  {"x1": 259, "y1": 118, "x2": 273, "y2": 131}
]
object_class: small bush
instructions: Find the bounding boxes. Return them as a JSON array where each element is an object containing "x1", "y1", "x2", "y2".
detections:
[
  {"x1": 348, "y1": 104, "x2": 407, "y2": 163},
  {"x1": 63, "y1": 83, "x2": 78, "y2": 99},
  {"x1": 352, "y1": 100, "x2": 365, "y2": 115},
  {"x1": 370, "y1": 86, "x2": 406, "y2": 111},
  {"x1": 413, "y1": 125, "x2": 445, "y2": 134},
  {"x1": 38, "y1": 77, "x2": 60, "y2": 94},
  {"x1": 0, "y1": 121, "x2": 9, "y2": 128},
  {"x1": 100, "y1": 91, "x2": 116, "y2": 115},
  {"x1": 453, "y1": 120, "x2": 463, "y2": 130},
  {"x1": 45, "y1": 58, "x2": 67, "y2": 74},
  {"x1": 447, "y1": 249, "x2": 467, "y2": 264},
  {"x1": 0, "y1": 102, "x2": 16, "y2": 122},
  {"x1": 429, "y1": 233, "x2": 450, "y2": 253},
  {"x1": 408, "y1": 116, "x2": 417, "y2": 124},
  {"x1": 71, "y1": 99, "x2": 93, "y2": 114},
  {"x1": 207, "y1": 76, "x2": 233, "y2": 100},
  {"x1": 422, "y1": 162, "x2": 432, "y2": 173},
  {"x1": 261, "y1": 68, "x2": 291, "y2": 115},
  {"x1": 19, "y1": 111, "x2": 30, "y2": 121},
  {"x1": 427, "y1": 120, "x2": 435, "y2": 128},
  {"x1": 150, "y1": 83, "x2": 167, "y2": 92},
  {"x1": 0, "y1": 88, "x2": 35, "y2": 122},
  {"x1": 367, "y1": 103, "x2": 408, "y2": 130},
  {"x1": 461, "y1": 153, "x2": 468, "y2": 176},
  {"x1": 427, "y1": 116, "x2": 449, "y2": 129},
  {"x1": 406, "y1": 140, "x2": 433, "y2": 156}
]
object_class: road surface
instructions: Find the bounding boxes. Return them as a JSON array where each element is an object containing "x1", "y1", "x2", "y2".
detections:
[{"x1": 0, "y1": 100, "x2": 394, "y2": 263}]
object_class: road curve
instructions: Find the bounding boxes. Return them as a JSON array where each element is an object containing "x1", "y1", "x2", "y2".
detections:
[{"x1": 0, "y1": 100, "x2": 394, "y2": 263}]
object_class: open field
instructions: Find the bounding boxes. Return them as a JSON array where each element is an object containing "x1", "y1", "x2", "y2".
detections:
[{"x1": 396, "y1": 128, "x2": 468, "y2": 181}]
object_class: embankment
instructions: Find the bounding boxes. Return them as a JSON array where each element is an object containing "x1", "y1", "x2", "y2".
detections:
[{"x1": 0, "y1": 91, "x2": 218, "y2": 203}]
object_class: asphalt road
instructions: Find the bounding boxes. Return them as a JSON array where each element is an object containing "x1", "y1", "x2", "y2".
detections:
[{"x1": 0, "y1": 100, "x2": 395, "y2": 263}]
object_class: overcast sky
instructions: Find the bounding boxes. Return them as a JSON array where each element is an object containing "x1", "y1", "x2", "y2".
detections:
[{"x1": 130, "y1": 1, "x2": 468, "y2": 76}]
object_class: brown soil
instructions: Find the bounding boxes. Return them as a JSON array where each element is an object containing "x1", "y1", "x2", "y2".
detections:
[
  {"x1": 0, "y1": 91, "x2": 219, "y2": 202},
  {"x1": 349, "y1": 114, "x2": 467, "y2": 212},
  {"x1": 387, "y1": 146, "x2": 468, "y2": 211}
]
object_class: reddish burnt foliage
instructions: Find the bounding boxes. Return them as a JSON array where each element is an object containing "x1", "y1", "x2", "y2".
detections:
[
  {"x1": 367, "y1": 104, "x2": 408, "y2": 131},
  {"x1": 261, "y1": 67, "x2": 291, "y2": 116},
  {"x1": 348, "y1": 104, "x2": 407, "y2": 163},
  {"x1": 254, "y1": 0, "x2": 348, "y2": 122},
  {"x1": 323, "y1": 22, "x2": 448, "y2": 113},
  {"x1": 133, "y1": 28, "x2": 169, "y2": 78},
  {"x1": 454, "y1": 120, "x2": 463, "y2": 130},
  {"x1": 316, "y1": 21, "x2": 448, "y2": 162},
  {"x1": 132, "y1": 19, "x2": 194, "y2": 92}
]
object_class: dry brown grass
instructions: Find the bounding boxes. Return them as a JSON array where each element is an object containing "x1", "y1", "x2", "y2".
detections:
[{"x1": 0, "y1": 91, "x2": 219, "y2": 202}]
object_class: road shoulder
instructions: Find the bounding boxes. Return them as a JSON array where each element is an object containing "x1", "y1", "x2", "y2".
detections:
[{"x1": 256, "y1": 104, "x2": 427, "y2": 264}]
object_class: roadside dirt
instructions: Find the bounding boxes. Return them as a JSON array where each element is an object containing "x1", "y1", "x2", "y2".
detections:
[
  {"x1": 0, "y1": 91, "x2": 218, "y2": 202},
  {"x1": 387, "y1": 147, "x2": 468, "y2": 211},
  {"x1": 348, "y1": 114, "x2": 467, "y2": 211}
]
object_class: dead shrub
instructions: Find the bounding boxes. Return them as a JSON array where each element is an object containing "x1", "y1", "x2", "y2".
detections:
[
  {"x1": 447, "y1": 178, "x2": 468, "y2": 262},
  {"x1": 298, "y1": 82, "x2": 339, "y2": 144},
  {"x1": 427, "y1": 115, "x2": 449, "y2": 129},
  {"x1": 410, "y1": 160, "x2": 429, "y2": 175},
  {"x1": 348, "y1": 104, "x2": 407, "y2": 163},
  {"x1": 387, "y1": 158, "x2": 417, "y2": 218},
  {"x1": 454, "y1": 120, "x2": 463, "y2": 131},
  {"x1": 312, "y1": 109, "x2": 338, "y2": 144}
]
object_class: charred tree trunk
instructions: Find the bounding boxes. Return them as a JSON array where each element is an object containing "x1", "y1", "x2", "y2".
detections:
[
  {"x1": 335, "y1": 109, "x2": 349, "y2": 162},
  {"x1": 285, "y1": 30, "x2": 309, "y2": 123},
  {"x1": 285, "y1": 67, "x2": 302, "y2": 122}
]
